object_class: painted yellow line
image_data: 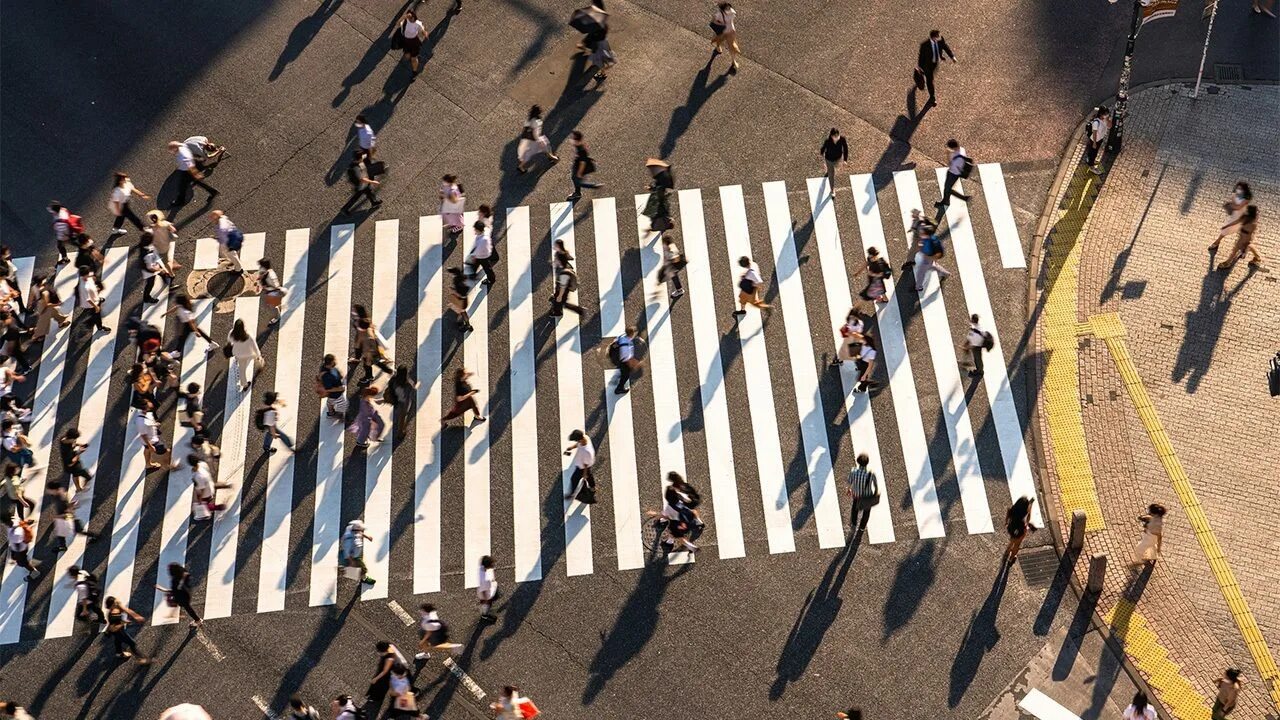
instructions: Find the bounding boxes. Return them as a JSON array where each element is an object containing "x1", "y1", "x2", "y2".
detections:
[
  {"x1": 1093, "y1": 312, "x2": 1280, "y2": 711},
  {"x1": 1104, "y1": 601, "x2": 1212, "y2": 720},
  {"x1": 1040, "y1": 166, "x2": 1105, "y2": 531}
]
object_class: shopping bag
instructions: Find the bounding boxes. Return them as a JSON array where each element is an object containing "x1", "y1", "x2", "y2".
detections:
[{"x1": 516, "y1": 698, "x2": 540, "y2": 719}]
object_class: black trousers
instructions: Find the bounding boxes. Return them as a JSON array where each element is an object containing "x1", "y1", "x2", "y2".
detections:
[
  {"x1": 171, "y1": 172, "x2": 217, "y2": 211},
  {"x1": 79, "y1": 600, "x2": 106, "y2": 624},
  {"x1": 970, "y1": 346, "x2": 984, "y2": 375},
  {"x1": 112, "y1": 203, "x2": 146, "y2": 232},
  {"x1": 1084, "y1": 139, "x2": 1103, "y2": 167},
  {"x1": 616, "y1": 360, "x2": 634, "y2": 390},
  {"x1": 342, "y1": 186, "x2": 378, "y2": 214},
  {"x1": 143, "y1": 275, "x2": 164, "y2": 301},
  {"x1": 175, "y1": 321, "x2": 213, "y2": 353},
  {"x1": 658, "y1": 263, "x2": 684, "y2": 292},
  {"x1": 108, "y1": 628, "x2": 141, "y2": 656},
  {"x1": 81, "y1": 307, "x2": 107, "y2": 332},
  {"x1": 472, "y1": 256, "x2": 497, "y2": 285},
  {"x1": 922, "y1": 66, "x2": 937, "y2": 102}
]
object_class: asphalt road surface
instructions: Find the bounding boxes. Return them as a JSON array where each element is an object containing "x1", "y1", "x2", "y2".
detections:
[{"x1": 0, "y1": 1, "x2": 1274, "y2": 718}]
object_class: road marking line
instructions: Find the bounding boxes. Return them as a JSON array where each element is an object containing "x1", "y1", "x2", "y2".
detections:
[
  {"x1": 552, "y1": 201, "x2": 592, "y2": 577},
  {"x1": 387, "y1": 600, "x2": 415, "y2": 626},
  {"x1": 719, "y1": 184, "x2": 795, "y2": 554},
  {"x1": 251, "y1": 694, "x2": 281, "y2": 720},
  {"x1": 462, "y1": 212, "x2": 491, "y2": 588},
  {"x1": 1016, "y1": 689, "x2": 1080, "y2": 720},
  {"x1": 506, "y1": 206, "x2": 542, "y2": 583},
  {"x1": 195, "y1": 628, "x2": 226, "y2": 661},
  {"x1": 193, "y1": 237, "x2": 220, "y2": 270},
  {"x1": 414, "y1": 216, "x2": 445, "y2": 595},
  {"x1": 849, "y1": 174, "x2": 944, "y2": 539},
  {"x1": 976, "y1": 163, "x2": 1027, "y2": 269},
  {"x1": 362, "y1": 219, "x2": 398, "y2": 600},
  {"x1": 442, "y1": 656, "x2": 488, "y2": 701},
  {"x1": 805, "y1": 178, "x2": 894, "y2": 544},
  {"x1": 676, "y1": 189, "x2": 746, "y2": 560}
]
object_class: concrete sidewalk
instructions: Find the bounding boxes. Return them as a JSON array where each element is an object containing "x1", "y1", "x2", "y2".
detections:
[{"x1": 1033, "y1": 82, "x2": 1280, "y2": 720}]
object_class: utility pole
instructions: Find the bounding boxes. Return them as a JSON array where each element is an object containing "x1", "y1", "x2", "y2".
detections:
[{"x1": 1108, "y1": 0, "x2": 1145, "y2": 153}]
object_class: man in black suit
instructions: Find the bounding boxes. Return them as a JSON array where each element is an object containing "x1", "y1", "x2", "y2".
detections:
[{"x1": 916, "y1": 30, "x2": 958, "y2": 107}]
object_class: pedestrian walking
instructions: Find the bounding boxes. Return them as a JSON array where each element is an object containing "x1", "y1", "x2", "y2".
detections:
[
  {"x1": 960, "y1": 314, "x2": 993, "y2": 378},
  {"x1": 364, "y1": 640, "x2": 404, "y2": 717},
  {"x1": 139, "y1": 234, "x2": 173, "y2": 304},
  {"x1": 382, "y1": 366, "x2": 417, "y2": 443},
  {"x1": 550, "y1": 241, "x2": 583, "y2": 317},
  {"x1": 210, "y1": 210, "x2": 245, "y2": 273},
  {"x1": 0, "y1": 315, "x2": 33, "y2": 374},
  {"x1": 48, "y1": 483, "x2": 96, "y2": 553},
  {"x1": 103, "y1": 596, "x2": 150, "y2": 663},
  {"x1": 467, "y1": 220, "x2": 498, "y2": 287},
  {"x1": 609, "y1": 326, "x2": 639, "y2": 394},
  {"x1": 341, "y1": 519, "x2": 377, "y2": 586},
  {"x1": 566, "y1": 131, "x2": 603, "y2": 202},
  {"x1": 331, "y1": 695, "x2": 360, "y2": 720},
  {"x1": 1084, "y1": 107, "x2": 1112, "y2": 174},
  {"x1": 846, "y1": 453, "x2": 879, "y2": 532},
  {"x1": 440, "y1": 367, "x2": 486, "y2": 425},
  {"x1": 1003, "y1": 496, "x2": 1037, "y2": 564},
  {"x1": 439, "y1": 175, "x2": 465, "y2": 233},
  {"x1": 353, "y1": 318, "x2": 394, "y2": 384},
  {"x1": 1123, "y1": 691, "x2": 1157, "y2": 720},
  {"x1": 663, "y1": 472, "x2": 705, "y2": 528},
  {"x1": 59, "y1": 428, "x2": 93, "y2": 492},
  {"x1": 387, "y1": 661, "x2": 419, "y2": 717},
  {"x1": 516, "y1": 105, "x2": 558, "y2": 173},
  {"x1": 0, "y1": 248, "x2": 24, "y2": 316},
  {"x1": 733, "y1": 256, "x2": 771, "y2": 316},
  {"x1": 1209, "y1": 181, "x2": 1252, "y2": 249},
  {"x1": 477, "y1": 555, "x2": 499, "y2": 622},
  {"x1": 134, "y1": 401, "x2": 167, "y2": 470},
  {"x1": 348, "y1": 386, "x2": 386, "y2": 448},
  {"x1": 642, "y1": 158, "x2": 676, "y2": 232},
  {"x1": 586, "y1": 14, "x2": 617, "y2": 82},
  {"x1": 28, "y1": 274, "x2": 72, "y2": 344},
  {"x1": 287, "y1": 697, "x2": 321, "y2": 720},
  {"x1": 4, "y1": 516, "x2": 39, "y2": 580},
  {"x1": 934, "y1": 139, "x2": 973, "y2": 218},
  {"x1": 710, "y1": 2, "x2": 741, "y2": 71},
  {"x1": 915, "y1": 29, "x2": 957, "y2": 108},
  {"x1": 1212, "y1": 668, "x2": 1242, "y2": 719},
  {"x1": 168, "y1": 294, "x2": 217, "y2": 355},
  {"x1": 189, "y1": 453, "x2": 224, "y2": 521},
  {"x1": 354, "y1": 115, "x2": 378, "y2": 163},
  {"x1": 67, "y1": 565, "x2": 106, "y2": 624},
  {"x1": 48, "y1": 202, "x2": 83, "y2": 265},
  {"x1": 154, "y1": 562, "x2": 202, "y2": 628},
  {"x1": 108, "y1": 172, "x2": 150, "y2": 236},
  {"x1": 178, "y1": 382, "x2": 205, "y2": 433},
  {"x1": 846, "y1": 332, "x2": 878, "y2": 393},
  {"x1": 146, "y1": 210, "x2": 181, "y2": 269},
  {"x1": 395, "y1": 10, "x2": 426, "y2": 74},
  {"x1": 832, "y1": 307, "x2": 867, "y2": 367},
  {"x1": 256, "y1": 258, "x2": 286, "y2": 325},
  {"x1": 564, "y1": 429, "x2": 597, "y2": 503},
  {"x1": 415, "y1": 603, "x2": 461, "y2": 660},
  {"x1": 316, "y1": 354, "x2": 348, "y2": 420},
  {"x1": 819, "y1": 128, "x2": 849, "y2": 193},
  {"x1": 853, "y1": 246, "x2": 891, "y2": 305},
  {"x1": 445, "y1": 267, "x2": 474, "y2": 331},
  {"x1": 1129, "y1": 502, "x2": 1167, "y2": 567},
  {"x1": 490, "y1": 687, "x2": 537, "y2": 720},
  {"x1": 167, "y1": 140, "x2": 219, "y2": 213},
  {"x1": 226, "y1": 318, "x2": 263, "y2": 392},
  {"x1": 258, "y1": 391, "x2": 295, "y2": 455},
  {"x1": 911, "y1": 221, "x2": 951, "y2": 291},
  {"x1": 74, "y1": 235, "x2": 105, "y2": 293},
  {"x1": 1215, "y1": 205, "x2": 1263, "y2": 270},
  {"x1": 341, "y1": 149, "x2": 382, "y2": 215},
  {"x1": 658, "y1": 236, "x2": 686, "y2": 299},
  {"x1": 76, "y1": 265, "x2": 110, "y2": 334}
]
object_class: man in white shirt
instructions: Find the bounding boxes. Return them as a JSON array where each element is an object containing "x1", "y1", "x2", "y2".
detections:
[
  {"x1": 354, "y1": 115, "x2": 377, "y2": 160},
  {"x1": 468, "y1": 220, "x2": 497, "y2": 286},
  {"x1": 341, "y1": 519, "x2": 376, "y2": 586},
  {"x1": 166, "y1": 140, "x2": 219, "y2": 215},
  {"x1": 563, "y1": 429, "x2": 597, "y2": 503},
  {"x1": 934, "y1": 138, "x2": 972, "y2": 220},
  {"x1": 76, "y1": 265, "x2": 110, "y2": 333},
  {"x1": 209, "y1": 210, "x2": 243, "y2": 272},
  {"x1": 612, "y1": 326, "x2": 637, "y2": 394},
  {"x1": 960, "y1": 313, "x2": 989, "y2": 378},
  {"x1": 1085, "y1": 107, "x2": 1112, "y2": 174}
]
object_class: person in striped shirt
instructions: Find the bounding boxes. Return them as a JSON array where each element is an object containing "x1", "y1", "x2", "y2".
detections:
[{"x1": 846, "y1": 453, "x2": 878, "y2": 533}]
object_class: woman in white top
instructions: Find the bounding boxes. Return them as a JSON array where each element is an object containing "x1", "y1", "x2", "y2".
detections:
[
  {"x1": 439, "y1": 174, "x2": 466, "y2": 233},
  {"x1": 516, "y1": 105, "x2": 558, "y2": 173},
  {"x1": 226, "y1": 318, "x2": 263, "y2": 392},
  {"x1": 1209, "y1": 180, "x2": 1252, "y2": 250},
  {"x1": 399, "y1": 10, "x2": 426, "y2": 73},
  {"x1": 1129, "y1": 503, "x2": 1167, "y2": 567},
  {"x1": 146, "y1": 210, "x2": 181, "y2": 269},
  {"x1": 489, "y1": 686, "x2": 526, "y2": 720},
  {"x1": 711, "y1": 3, "x2": 740, "y2": 71},
  {"x1": 255, "y1": 258, "x2": 286, "y2": 324},
  {"x1": 833, "y1": 308, "x2": 865, "y2": 366},
  {"x1": 189, "y1": 454, "x2": 216, "y2": 520},
  {"x1": 477, "y1": 555, "x2": 498, "y2": 621},
  {"x1": 109, "y1": 172, "x2": 150, "y2": 236},
  {"x1": 733, "y1": 255, "x2": 771, "y2": 315},
  {"x1": 1122, "y1": 691, "x2": 1157, "y2": 720},
  {"x1": 139, "y1": 235, "x2": 172, "y2": 304}
]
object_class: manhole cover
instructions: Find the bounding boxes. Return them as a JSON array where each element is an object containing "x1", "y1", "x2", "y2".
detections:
[
  {"x1": 1018, "y1": 547, "x2": 1061, "y2": 588},
  {"x1": 1214, "y1": 64, "x2": 1243, "y2": 83},
  {"x1": 186, "y1": 268, "x2": 250, "y2": 313}
]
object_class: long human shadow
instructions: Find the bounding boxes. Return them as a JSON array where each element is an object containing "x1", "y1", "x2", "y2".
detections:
[
  {"x1": 268, "y1": 591, "x2": 359, "y2": 712},
  {"x1": 269, "y1": 0, "x2": 344, "y2": 81},
  {"x1": 1171, "y1": 256, "x2": 1257, "y2": 394},
  {"x1": 1033, "y1": 547, "x2": 1081, "y2": 636},
  {"x1": 769, "y1": 537, "x2": 860, "y2": 700},
  {"x1": 947, "y1": 560, "x2": 1011, "y2": 707},
  {"x1": 332, "y1": 0, "x2": 422, "y2": 108},
  {"x1": 423, "y1": 621, "x2": 487, "y2": 718},
  {"x1": 882, "y1": 541, "x2": 938, "y2": 641},
  {"x1": 1081, "y1": 566, "x2": 1151, "y2": 719},
  {"x1": 504, "y1": 0, "x2": 568, "y2": 78},
  {"x1": 1054, "y1": 563, "x2": 1151, "y2": 686},
  {"x1": 582, "y1": 561, "x2": 693, "y2": 704},
  {"x1": 1099, "y1": 163, "x2": 1166, "y2": 304},
  {"x1": 868, "y1": 111, "x2": 925, "y2": 194},
  {"x1": 98, "y1": 631, "x2": 195, "y2": 719},
  {"x1": 658, "y1": 57, "x2": 730, "y2": 158},
  {"x1": 28, "y1": 632, "x2": 95, "y2": 716}
]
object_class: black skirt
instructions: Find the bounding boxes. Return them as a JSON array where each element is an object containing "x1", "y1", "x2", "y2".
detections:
[{"x1": 402, "y1": 34, "x2": 423, "y2": 56}]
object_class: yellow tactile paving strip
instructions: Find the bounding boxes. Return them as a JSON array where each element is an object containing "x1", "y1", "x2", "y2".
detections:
[
  {"x1": 1092, "y1": 312, "x2": 1280, "y2": 711},
  {"x1": 1104, "y1": 601, "x2": 1213, "y2": 719},
  {"x1": 1040, "y1": 166, "x2": 1105, "y2": 531}
]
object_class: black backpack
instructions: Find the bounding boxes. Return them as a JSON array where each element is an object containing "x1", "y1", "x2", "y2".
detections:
[
  {"x1": 607, "y1": 339, "x2": 623, "y2": 367},
  {"x1": 253, "y1": 407, "x2": 269, "y2": 431},
  {"x1": 79, "y1": 571, "x2": 101, "y2": 601},
  {"x1": 981, "y1": 331, "x2": 994, "y2": 351},
  {"x1": 958, "y1": 154, "x2": 975, "y2": 179}
]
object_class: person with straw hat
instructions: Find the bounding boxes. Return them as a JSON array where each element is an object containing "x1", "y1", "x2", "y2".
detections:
[{"x1": 642, "y1": 158, "x2": 675, "y2": 232}]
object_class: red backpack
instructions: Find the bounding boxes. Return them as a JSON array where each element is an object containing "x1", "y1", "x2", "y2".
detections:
[{"x1": 63, "y1": 214, "x2": 86, "y2": 236}]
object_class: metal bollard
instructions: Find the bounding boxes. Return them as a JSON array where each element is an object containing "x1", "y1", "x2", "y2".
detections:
[
  {"x1": 1086, "y1": 553, "x2": 1108, "y2": 594},
  {"x1": 1068, "y1": 510, "x2": 1087, "y2": 552}
]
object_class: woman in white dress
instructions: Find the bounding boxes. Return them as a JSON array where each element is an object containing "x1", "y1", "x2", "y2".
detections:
[
  {"x1": 711, "y1": 2, "x2": 740, "y2": 71},
  {"x1": 439, "y1": 175, "x2": 465, "y2": 233},
  {"x1": 516, "y1": 105, "x2": 558, "y2": 173},
  {"x1": 1129, "y1": 503, "x2": 1166, "y2": 567},
  {"x1": 226, "y1": 318, "x2": 263, "y2": 392}
]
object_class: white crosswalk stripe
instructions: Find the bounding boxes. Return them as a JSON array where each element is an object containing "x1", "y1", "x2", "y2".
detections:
[{"x1": 3, "y1": 166, "x2": 1036, "y2": 643}]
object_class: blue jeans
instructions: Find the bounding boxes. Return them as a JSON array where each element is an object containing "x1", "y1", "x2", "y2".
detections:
[{"x1": 263, "y1": 428, "x2": 294, "y2": 452}]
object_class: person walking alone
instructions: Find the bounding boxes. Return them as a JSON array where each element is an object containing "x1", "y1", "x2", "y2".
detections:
[
  {"x1": 658, "y1": 235, "x2": 686, "y2": 299},
  {"x1": 477, "y1": 555, "x2": 499, "y2": 622},
  {"x1": 167, "y1": 140, "x2": 219, "y2": 215},
  {"x1": 397, "y1": 10, "x2": 426, "y2": 74},
  {"x1": 354, "y1": 115, "x2": 378, "y2": 164},
  {"x1": 154, "y1": 562, "x2": 202, "y2": 628},
  {"x1": 76, "y1": 265, "x2": 110, "y2": 334},
  {"x1": 341, "y1": 519, "x2": 377, "y2": 586},
  {"x1": 1123, "y1": 691, "x2": 1157, "y2": 720},
  {"x1": 566, "y1": 131, "x2": 602, "y2": 202},
  {"x1": 439, "y1": 175, "x2": 465, "y2": 233},
  {"x1": 733, "y1": 256, "x2": 771, "y2": 316},
  {"x1": 564, "y1": 429, "x2": 597, "y2": 504},
  {"x1": 5, "y1": 516, "x2": 40, "y2": 581},
  {"x1": 915, "y1": 29, "x2": 957, "y2": 108},
  {"x1": 1209, "y1": 181, "x2": 1252, "y2": 250},
  {"x1": 934, "y1": 139, "x2": 972, "y2": 219},
  {"x1": 853, "y1": 246, "x2": 891, "y2": 305},
  {"x1": 516, "y1": 105, "x2": 558, "y2": 173},
  {"x1": 1215, "y1": 205, "x2": 1263, "y2": 271},
  {"x1": 819, "y1": 129, "x2": 849, "y2": 194},
  {"x1": 364, "y1": 640, "x2": 403, "y2": 716},
  {"x1": 610, "y1": 326, "x2": 639, "y2": 394},
  {"x1": 108, "y1": 172, "x2": 150, "y2": 237},
  {"x1": 1003, "y1": 496, "x2": 1037, "y2": 564},
  {"x1": 255, "y1": 257, "x2": 286, "y2": 325},
  {"x1": 911, "y1": 221, "x2": 951, "y2": 291},
  {"x1": 846, "y1": 453, "x2": 879, "y2": 534},
  {"x1": 227, "y1": 318, "x2": 263, "y2": 392},
  {"x1": 960, "y1": 314, "x2": 992, "y2": 378},
  {"x1": 1084, "y1": 107, "x2": 1111, "y2": 175},
  {"x1": 317, "y1": 354, "x2": 348, "y2": 420},
  {"x1": 710, "y1": 2, "x2": 740, "y2": 72},
  {"x1": 1212, "y1": 668, "x2": 1243, "y2": 719},
  {"x1": 415, "y1": 603, "x2": 460, "y2": 659},
  {"x1": 1128, "y1": 502, "x2": 1166, "y2": 568},
  {"x1": 139, "y1": 234, "x2": 173, "y2": 304},
  {"x1": 349, "y1": 386, "x2": 386, "y2": 449},
  {"x1": 441, "y1": 367, "x2": 485, "y2": 425},
  {"x1": 383, "y1": 366, "x2": 417, "y2": 444},
  {"x1": 210, "y1": 210, "x2": 245, "y2": 273},
  {"x1": 550, "y1": 240, "x2": 583, "y2": 317},
  {"x1": 259, "y1": 391, "x2": 295, "y2": 455},
  {"x1": 341, "y1": 149, "x2": 382, "y2": 215},
  {"x1": 103, "y1": 596, "x2": 150, "y2": 663},
  {"x1": 468, "y1": 220, "x2": 497, "y2": 287}
]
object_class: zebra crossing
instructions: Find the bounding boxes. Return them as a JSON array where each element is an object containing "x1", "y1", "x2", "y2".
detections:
[{"x1": 0, "y1": 164, "x2": 1035, "y2": 645}]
